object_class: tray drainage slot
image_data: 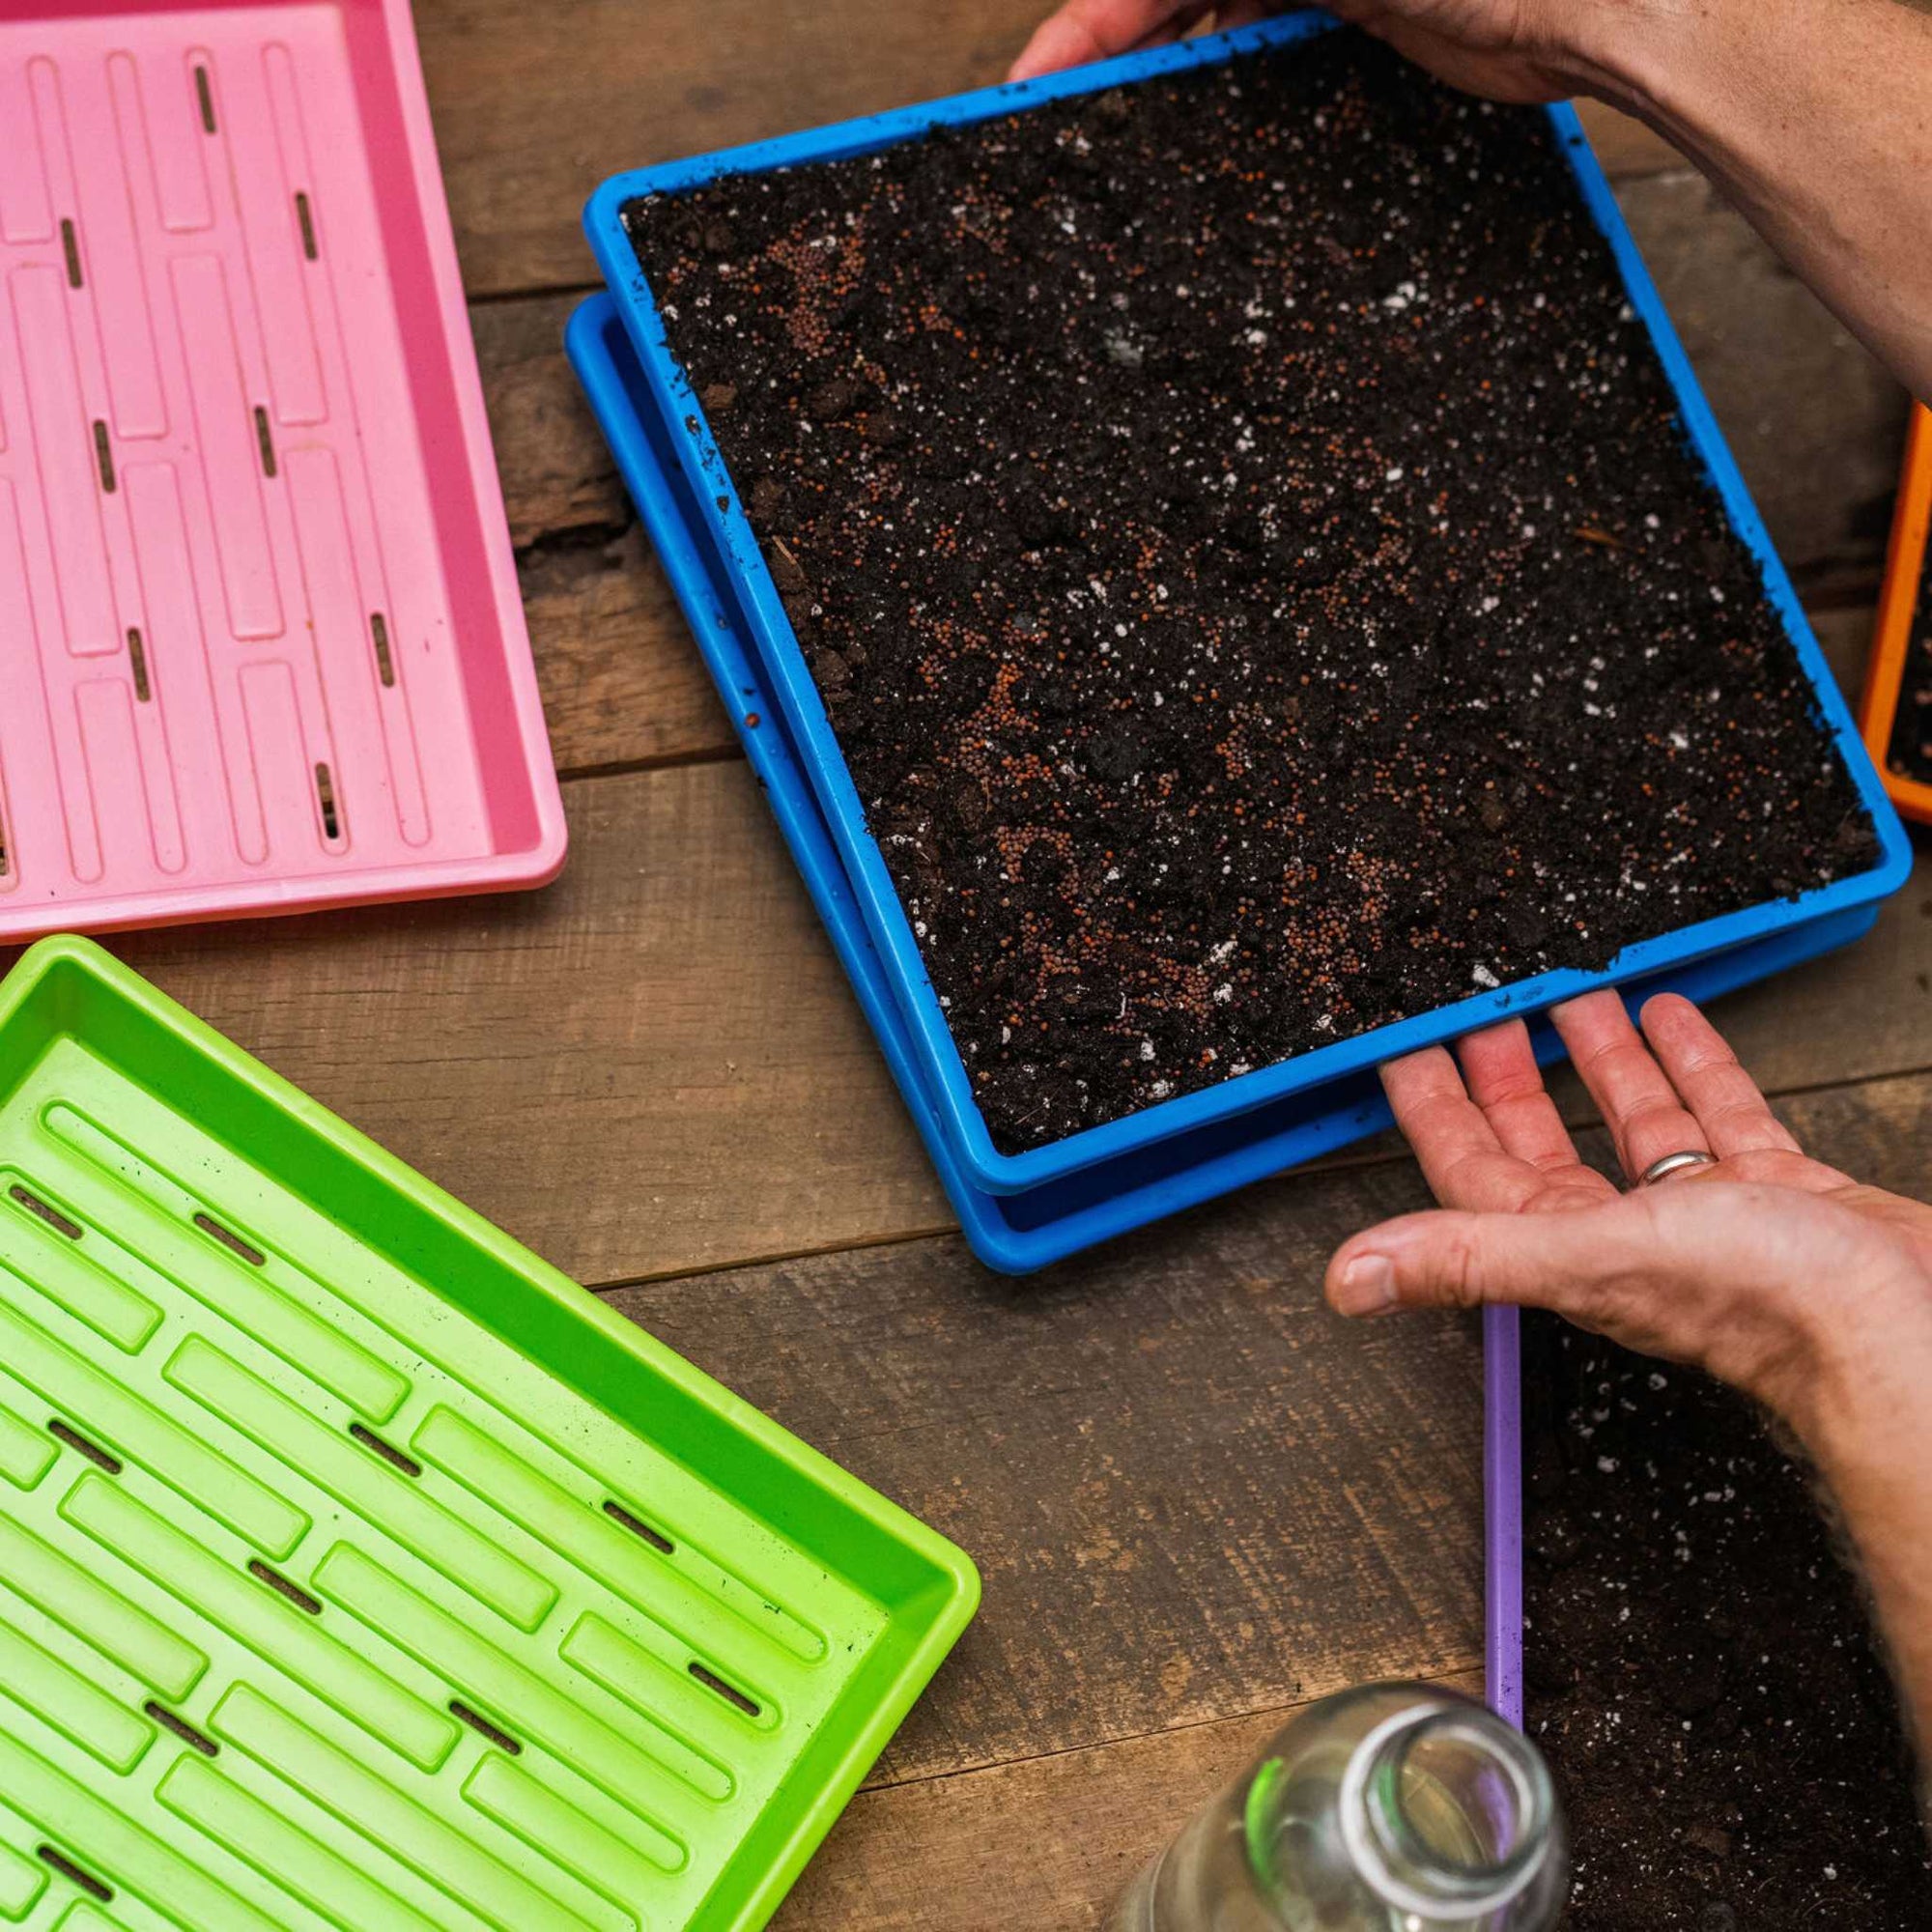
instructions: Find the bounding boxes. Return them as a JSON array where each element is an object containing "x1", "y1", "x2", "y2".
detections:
[
  {"x1": 603, "y1": 1499, "x2": 673, "y2": 1553},
  {"x1": 193, "y1": 1211, "x2": 264, "y2": 1265},
  {"x1": 37, "y1": 1846, "x2": 112, "y2": 1903},
  {"x1": 296, "y1": 190, "x2": 319, "y2": 261},
  {"x1": 93, "y1": 421, "x2": 115, "y2": 495},
  {"x1": 48, "y1": 1420, "x2": 120, "y2": 1474},
  {"x1": 11, "y1": 1184, "x2": 80, "y2": 1239},
  {"x1": 144, "y1": 1701, "x2": 217, "y2": 1757},
  {"x1": 0, "y1": 809, "x2": 8, "y2": 876},
  {"x1": 128, "y1": 628, "x2": 151, "y2": 702},
  {"x1": 248, "y1": 1560, "x2": 322, "y2": 1616},
  {"x1": 370, "y1": 612, "x2": 394, "y2": 687},
  {"x1": 349, "y1": 1423, "x2": 420, "y2": 1479},
  {"x1": 61, "y1": 218, "x2": 82, "y2": 289},
  {"x1": 193, "y1": 65, "x2": 215, "y2": 134},
  {"x1": 315, "y1": 763, "x2": 341, "y2": 841},
  {"x1": 450, "y1": 1701, "x2": 522, "y2": 1755},
  {"x1": 253, "y1": 406, "x2": 277, "y2": 479},
  {"x1": 688, "y1": 1662, "x2": 760, "y2": 1719}
]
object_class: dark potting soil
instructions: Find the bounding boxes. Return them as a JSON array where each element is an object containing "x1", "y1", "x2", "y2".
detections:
[
  {"x1": 626, "y1": 33, "x2": 1879, "y2": 1154},
  {"x1": 1523, "y1": 1313, "x2": 1930, "y2": 1928},
  {"x1": 1889, "y1": 555, "x2": 1932, "y2": 786}
]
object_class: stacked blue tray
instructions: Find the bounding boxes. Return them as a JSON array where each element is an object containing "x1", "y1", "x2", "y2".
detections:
[{"x1": 569, "y1": 15, "x2": 1911, "y2": 1272}]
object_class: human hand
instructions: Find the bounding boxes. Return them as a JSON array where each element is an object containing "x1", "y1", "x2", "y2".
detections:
[
  {"x1": 1008, "y1": 0, "x2": 1620, "y2": 104},
  {"x1": 1322, "y1": 991, "x2": 1932, "y2": 1444}
]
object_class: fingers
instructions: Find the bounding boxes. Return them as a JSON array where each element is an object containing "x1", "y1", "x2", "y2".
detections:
[
  {"x1": 1008, "y1": 0, "x2": 1194, "y2": 80},
  {"x1": 1638, "y1": 994, "x2": 1803, "y2": 1158},
  {"x1": 1553, "y1": 989, "x2": 1709, "y2": 1181},
  {"x1": 1456, "y1": 1020, "x2": 1579, "y2": 1175},
  {"x1": 1381, "y1": 1045, "x2": 1535, "y2": 1212}
]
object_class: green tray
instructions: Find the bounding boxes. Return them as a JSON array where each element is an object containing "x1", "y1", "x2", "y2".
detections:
[{"x1": 0, "y1": 937, "x2": 978, "y2": 1932}]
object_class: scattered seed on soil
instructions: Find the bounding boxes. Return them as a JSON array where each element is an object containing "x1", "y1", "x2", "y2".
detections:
[
  {"x1": 1524, "y1": 1315, "x2": 1929, "y2": 1927},
  {"x1": 627, "y1": 32, "x2": 1879, "y2": 1153}
]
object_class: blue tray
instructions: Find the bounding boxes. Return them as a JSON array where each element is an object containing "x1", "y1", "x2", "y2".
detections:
[
  {"x1": 581, "y1": 13, "x2": 1910, "y2": 1203},
  {"x1": 569, "y1": 294, "x2": 1887, "y2": 1273}
]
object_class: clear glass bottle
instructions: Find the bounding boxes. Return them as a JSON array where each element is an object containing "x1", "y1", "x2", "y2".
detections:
[{"x1": 1108, "y1": 1683, "x2": 1567, "y2": 1932}]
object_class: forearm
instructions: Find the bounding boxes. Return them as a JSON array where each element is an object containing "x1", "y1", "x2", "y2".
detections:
[
  {"x1": 1801, "y1": 1321, "x2": 1932, "y2": 1794},
  {"x1": 1566, "y1": 0, "x2": 1932, "y2": 400}
]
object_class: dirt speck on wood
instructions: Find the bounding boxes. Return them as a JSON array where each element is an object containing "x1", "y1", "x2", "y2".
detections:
[{"x1": 627, "y1": 33, "x2": 1879, "y2": 1154}]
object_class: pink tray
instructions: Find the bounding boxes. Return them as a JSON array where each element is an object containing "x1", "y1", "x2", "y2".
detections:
[{"x1": 0, "y1": 0, "x2": 565, "y2": 939}]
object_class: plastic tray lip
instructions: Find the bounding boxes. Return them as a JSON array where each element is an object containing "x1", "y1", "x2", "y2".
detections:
[
  {"x1": 364, "y1": 0, "x2": 572, "y2": 896},
  {"x1": 2, "y1": 927, "x2": 979, "y2": 1929},
  {"x1": 0, "y1": 0, "x2": 568, "y2": 944},
  {"x1": 583, "y1": 10, "x2": 1910, "y2": 1195},
  {"x1": 569, "y1": 290, "x2": 1883, "y2": 1278},
  {"x1": 1863, "y1": 399, "x2": 1932, "y2": 824}
]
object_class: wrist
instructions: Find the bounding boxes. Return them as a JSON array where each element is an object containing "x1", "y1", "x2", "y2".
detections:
[
  {"x1": 1787, "y1": 1266, "x2": 1932, "y2": 1473},
  {"x1": 1540, "y1": 0, "x2": 1760, "y2": 122}
]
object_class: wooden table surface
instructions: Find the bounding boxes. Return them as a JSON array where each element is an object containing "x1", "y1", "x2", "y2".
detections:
[{"x1": 48, "y1": 5, "x2": 1932, "y2": 1924}]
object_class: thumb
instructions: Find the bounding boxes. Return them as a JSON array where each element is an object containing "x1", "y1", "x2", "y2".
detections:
[{"x1": 1325, "y1": 1202, "x2": 1666, "y2": 1325}]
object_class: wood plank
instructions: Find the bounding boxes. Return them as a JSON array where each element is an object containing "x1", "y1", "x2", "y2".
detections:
[
  {"x1": 99, "y1": 761, "x2": 951, "y2": 1284},
  {"x1": 76, "y1": 747, "x2": 1932, "y2": 1289},
  {"x1": 481, "y1": 192, "x2": 1904, "y2": 777},
  {"x1": 600, "y1": 1067, "x2": 1932, "y2": 1800},
  {"x1": 417, "y1": 0, "x2": 1053, "y2": 299},
  {"x1": 472, "y1": 296, "x2": 735, "y2": 777},
  {"x1": 1574, "y1": 98, "x2": 1682, "y2": 180},
  {"x1": 775, "y1": 1674, "x2": 1488, "y2": 1932},
  {"x1": 604, "y1": 1156, "x2": 1491, "y2": 1792},
  {"x1": 658, "y1": 1076, "x2": 1932, "y2": 1868}
]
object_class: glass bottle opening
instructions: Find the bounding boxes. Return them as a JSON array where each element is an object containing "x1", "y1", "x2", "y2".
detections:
[{"x1": 1350, "y1": 1702, "x2": 1556, "y2": 1915}]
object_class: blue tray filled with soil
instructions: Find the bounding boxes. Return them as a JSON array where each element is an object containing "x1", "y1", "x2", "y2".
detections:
[
  {"x1": 568, "y1": 296, "x2": 1888, "y2": 1273},
  {"x1": 575, "y1": 14, "x2": 1908, "y2": 1265}
]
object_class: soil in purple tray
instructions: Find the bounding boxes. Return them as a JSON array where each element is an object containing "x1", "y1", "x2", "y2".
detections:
[
  {"x1": 1523, "y1": 1312, "x2": 1931, "y2": 1928},
  {"x1": 625, "y1": 31, "x2": 1879, "y2": 1155}
]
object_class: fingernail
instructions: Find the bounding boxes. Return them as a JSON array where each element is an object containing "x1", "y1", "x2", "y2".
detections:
[{"x1": 1334, "y1": 1254, "x2": 1398, "y2": 1317}]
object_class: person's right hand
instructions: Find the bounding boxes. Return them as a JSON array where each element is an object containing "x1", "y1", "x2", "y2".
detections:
[
  {"x1": 1008, "y1": 0, "x2": 1613, "y2": 104},
  {"x1": 1322, "y1": 992, "x2": 1932, "y2": 1443}
]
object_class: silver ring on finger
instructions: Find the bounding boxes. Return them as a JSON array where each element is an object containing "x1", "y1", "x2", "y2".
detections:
[{"x1": 1637, "y1": 1149, "x2": 1719, "y2": 1187}]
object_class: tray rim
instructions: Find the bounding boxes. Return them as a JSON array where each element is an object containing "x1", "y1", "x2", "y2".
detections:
[
  {"x1": 569, "y1": 291, "x2": 1883, "y2": 1275},
  {"x1": 582, "y1": 11, "x2": 1912, "y2": 1197},
  {"x1": 0, "y1": 0, "x2": 568, "y2": 945},
  {"x1": 0, "y1": 928, "x2": 979, "y2": 1932},
  {"x1": 1862, "y1": 399, "x2": 1932, "y2": 824}
]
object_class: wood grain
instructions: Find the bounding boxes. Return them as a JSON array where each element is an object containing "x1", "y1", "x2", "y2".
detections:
[
  {"x1": 95, "y1": 761, "x2": 951, "y2": 1284},
  {"x1": 1574, "y1": 99, "x2": 1682, "y2": 180},
  {"x1": 778, "y1": 1673, "x2": 1488, "y2": 1932},
  {"x1": 416, "y1": 0, "x2": 1053, "y2": 298},
  {"x1": 603, "y1": 1166, "x2": 1491, "y2": 1789},
  {"x1": 68, "y1": 741, "x2": 1930, "y2": 1290},
  {"x1": 471, "y1": 296, "x2": 736, "y2": 776},
  {"x1": 581, "y1": 1076, "x2": 1930, "y2": 1909}
]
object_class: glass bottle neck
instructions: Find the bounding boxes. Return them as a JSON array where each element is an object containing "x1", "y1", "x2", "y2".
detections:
[{"x1": 1344, "y1": 1702, "x2": 1556, "y2": 1918}]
